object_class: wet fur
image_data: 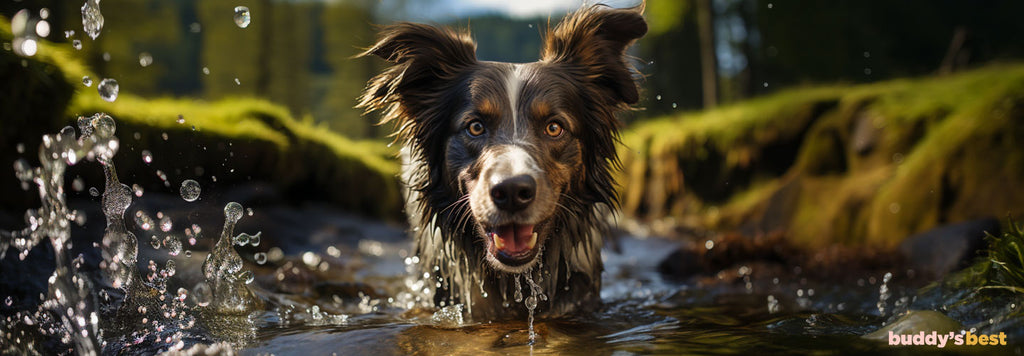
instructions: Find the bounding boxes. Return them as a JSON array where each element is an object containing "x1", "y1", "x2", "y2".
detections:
[{"x1": 359, "y1": 5, "x2": 646, "y2": 319}]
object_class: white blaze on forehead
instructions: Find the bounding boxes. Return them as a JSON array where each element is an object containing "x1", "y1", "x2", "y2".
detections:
[{"x1": 506, "y1": 64, "x2": 525, "y2": 142}]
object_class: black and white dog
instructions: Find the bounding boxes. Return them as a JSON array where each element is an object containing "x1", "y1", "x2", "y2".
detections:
[{"x1": 359, "y1": 4, "x2": 646, "y2": 319}]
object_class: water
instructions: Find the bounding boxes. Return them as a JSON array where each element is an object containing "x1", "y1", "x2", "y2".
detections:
[
  {"x1": 233, "y1": 6, "x2": 251, "y2": 29},
  {"x1": 80, "y1": 0, "x2": 103, "y2": 40},
  {"x1": 179, "y1": 180, "x2": 201, "y2": 202},
  {"x1": 97, "y1": 79, "x2": 118, "y2": 102},
  {"x1": 3, "y1": 119, "x2": 1023, "y2": 355},
  {"x1": 82, "y1": 76, "x2": 92, "y2": 87}
]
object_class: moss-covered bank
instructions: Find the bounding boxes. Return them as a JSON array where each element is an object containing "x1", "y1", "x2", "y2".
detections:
[
  {"x1": 0, "y1": 18, "x2": 401, "y2": 219},
  {"x1": 620, "y1": 64, "x2": 1024, "y2": 248}
]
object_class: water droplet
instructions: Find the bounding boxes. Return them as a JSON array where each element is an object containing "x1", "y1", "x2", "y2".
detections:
[
  {"x1": 64, "y1": 30, "x2": 75, "y2": 38},
  {"x1": 234, "y1": 78, "x2": 241, "y2": 85},
  {"x1": 81, "y1": 0, "x2": 104, "y2": 40},
  {"x1": 767, "y1": 3, "x2": 774, "y2": 9},
  {"x1": 672, "y1": 102, "x2": 678, "y2": 109},
  {"x1": 176, "y1": 115, "x2": 185, "y2": 124},
  {"x1": 138, "y1": 52, "x2": 152, "y2": 67},
  {"x1": 179, "y1": 179, "x2": 201, "y2": 202},
  {"x1": 141, "y1": 150, "x2": 153, "y2": 164},
  {"x1": 82, "y1": 76, "x2": 92, "y2": 87},
  {"x1": 191, "y1": 282, "x2": 211, "y2": 307},
  {"x1": 233, "y1": 6, "x2": 251, "y2": 28},
  {"x1": 202, "y1": 67, "x2": 210, "y2": 75},
  {"x1": 656, "y1": 94, "x2": 662, "y2": 101},
  {"x1": 254, "y1": 252, "x2": 267, "y2": 265},
  {"x1": 35, "y1": 20, "x2": 50, "y2": 38},
  {"x1": 763, "y1": 82, "x2": 769, "y2": 88},
  {"x1": 132, "y1": 184, "x2": 144, "y2": 197},
  {"x1": 97, "y1": 78, "x2": 119, "y2": 102},
  {"x1": 176, "y1": 288, "x2": 188, "y2": 302},
  {"x1": 89, "y1": 187, "x2": 99, "y2": 196},
  {"x1": 159, "y1": 216, "x2": 172, "y2": 232},
  {"x1": 525, "y1": 295, "x2": 537, "y2": 309},
  {"x1": 224, "y1": 202, "x2": 243, "y2": 223},
  {"x1": 4, "y1": 296, "x2": 12, "y2": 306},
  {"x1": 72, "y1": 39, "x2": 82, "y2": 50},
  {"x1": 239, "y1": 270, "x2": 254, "y2": 284},
  {"x1": 150, "y1": 235, "x2": 161, "y2": 249},
  {"x1": 164, "y1": 236, "x2": 182, "y2": 256},
  {"x1": 165, "y1": 259, "x2": 176, "y2": 276}
]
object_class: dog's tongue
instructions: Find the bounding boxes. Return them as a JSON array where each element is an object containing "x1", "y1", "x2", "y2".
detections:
[{"x1": 492, "y1": 224, "x2": 536, "y2": 254}]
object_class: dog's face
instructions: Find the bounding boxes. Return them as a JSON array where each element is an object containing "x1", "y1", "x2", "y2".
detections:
[
  {"x1": 449, "y1": 62, "x2": 586, "y2": 271},
  {"x1": 360, "y1": 5, "x2": 647, "y2": 273}
]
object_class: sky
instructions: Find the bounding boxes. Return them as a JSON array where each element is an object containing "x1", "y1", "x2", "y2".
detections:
[{"x1": 380, "y1": 0, "x2": 641, "y2": 21}]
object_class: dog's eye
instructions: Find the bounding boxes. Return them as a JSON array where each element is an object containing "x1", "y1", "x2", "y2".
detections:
[
  {"x1": 467, "y1": 120, "x2": 486, "y2": 137},
  {"x1": 544, "y1": 121, "x2": 565, "y2": 138}
]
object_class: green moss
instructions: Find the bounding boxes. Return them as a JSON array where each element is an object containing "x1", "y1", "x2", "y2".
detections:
[
  {"x1": 1, "y1": 17, "x2": 401, "y2": 219},
  {"x1": 621, "y1": 64, "x2": 1024, "y2": 249}
]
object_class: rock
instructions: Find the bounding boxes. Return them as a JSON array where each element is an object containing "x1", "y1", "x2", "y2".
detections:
[
  {"x1": 898, "y1": 218, "x2": 998, "y2": 278},
  {"x1": 863, "y1": 310, "x2": 961, "y2": 341}
]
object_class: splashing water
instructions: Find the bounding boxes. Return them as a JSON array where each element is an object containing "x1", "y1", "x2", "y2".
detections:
[
  {"x1": 0, "y1": 113, "x2": 131, "y2": 355},
  {"x1": 97, "y1": 78, "x2": 118, "y2": 102},
  {"x1": 233, "y1": 6, "x2": 251, "y2": 28},
  {"x1": 82, "y1": 76, "x2": 92, "y2": 87},
  {"x1": 201, "y1": 202, "x2": 263, "y2": 314},
  {"x1": 80, "y1": 0, "x2": 103, "y2": 40},
  {"x1": 179, "y1": 180, "x2": 201, "y2": 202}
]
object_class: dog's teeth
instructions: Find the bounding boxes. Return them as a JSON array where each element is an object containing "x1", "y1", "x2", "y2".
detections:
[
  {"x1": 527, "y1": 232, "x2": 538, "y2": 249},
  {"x1": 493, "y1": 233, "x2": 505, "y2": 250}
]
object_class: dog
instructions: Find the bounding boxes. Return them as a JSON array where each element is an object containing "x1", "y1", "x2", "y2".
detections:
[{"x1": 358, "y1": 4, "x2": 647, "y2": 319}]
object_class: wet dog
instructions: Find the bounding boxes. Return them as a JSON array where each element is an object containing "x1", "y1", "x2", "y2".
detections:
[{"x1": 359, "y1": 4, "x2": 646, "y2": 319}]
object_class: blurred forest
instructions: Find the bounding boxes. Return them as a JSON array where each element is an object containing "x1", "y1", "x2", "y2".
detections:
[{"x1": 2, "y1": 0, "x2": 1023, "y2": 138}]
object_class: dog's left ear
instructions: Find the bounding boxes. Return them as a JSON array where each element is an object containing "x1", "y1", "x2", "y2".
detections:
[{"x1": 542, "y1": 5, "x2": 647, "y2": 106}]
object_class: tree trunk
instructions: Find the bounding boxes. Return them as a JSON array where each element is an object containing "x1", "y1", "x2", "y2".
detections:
[{"x1": 696, "y1": 0, "x2": 718, "y2": 108}]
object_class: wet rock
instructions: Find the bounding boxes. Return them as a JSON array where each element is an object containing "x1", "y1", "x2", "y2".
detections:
[
  {"x1": 863, "y1": 310, "x2": 961, "y2": 341},
  {"x1": 898, "y1": 218, "x2": 998, "y2": 278}
]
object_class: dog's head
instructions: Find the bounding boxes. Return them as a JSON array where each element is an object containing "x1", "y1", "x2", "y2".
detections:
[{"x1": 360, "y1": 5, "x2": 646, "y2": 273}]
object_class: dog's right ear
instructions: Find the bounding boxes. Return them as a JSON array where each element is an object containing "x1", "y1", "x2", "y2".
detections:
[{"x1": 358, "y1": 23, "x2": 477, "y2": 138}]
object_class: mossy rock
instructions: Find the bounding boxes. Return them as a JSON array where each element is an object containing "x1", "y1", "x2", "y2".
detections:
[
  {"x1": 0, "y1": 17, "x2": 401, "y2": 220},
  {"x1": 619, "y1": 64, "x2": 1024, "y2": 249}
]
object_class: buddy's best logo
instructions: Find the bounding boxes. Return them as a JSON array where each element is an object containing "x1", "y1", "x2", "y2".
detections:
[{"x1": 888, "y1": 331, "x2": 1008, "y2": 348}]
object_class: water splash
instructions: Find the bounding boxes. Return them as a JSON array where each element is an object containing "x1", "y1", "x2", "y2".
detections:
[
  {"x1": 0, "y1": 113, "x2": 132, "y2": 355},
  {"x1": 200, "y1": 202, "x2": 263, "y2": 314},
  {"x1": 233, "y1": 6, "x2": 251, "y2": 28}
]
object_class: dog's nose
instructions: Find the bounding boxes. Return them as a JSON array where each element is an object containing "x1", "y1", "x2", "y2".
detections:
[{"x1": 490, "y1": 175, "x2": 536, "y2": 212}]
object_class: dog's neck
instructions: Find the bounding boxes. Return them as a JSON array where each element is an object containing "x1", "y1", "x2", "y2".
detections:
[{"x1": 401, "y1": 146, "x2": 607, "y2": 319}]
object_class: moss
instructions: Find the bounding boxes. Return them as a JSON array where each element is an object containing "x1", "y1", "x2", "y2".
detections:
[
  {"x1": 1, "y1": 17, "x2": 401, "y2": 219},
  {"x1": 620, "y1": 64, "x2": 1024, "y2": 249}
]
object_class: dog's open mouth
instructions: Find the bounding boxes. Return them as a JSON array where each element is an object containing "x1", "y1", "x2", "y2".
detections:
[{"x1": 485, "y1": 223, "x2": 539, "y2": 267}]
